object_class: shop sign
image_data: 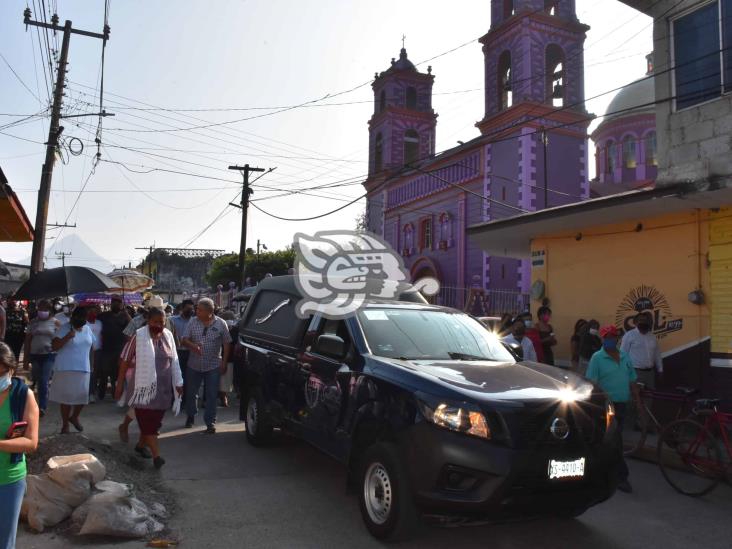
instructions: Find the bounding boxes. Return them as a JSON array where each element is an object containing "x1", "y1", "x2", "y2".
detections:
[
  {"x1": 615, "y1": 284, "x2": 684, "y2": 338},
  {"x1": 531, "y1": 249, "x2": 546, "y2": 268}
]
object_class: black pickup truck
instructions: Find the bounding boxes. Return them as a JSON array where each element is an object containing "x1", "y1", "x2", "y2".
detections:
[{"x1": 237, "y1": 276, "x2": 621, "y2": 540}]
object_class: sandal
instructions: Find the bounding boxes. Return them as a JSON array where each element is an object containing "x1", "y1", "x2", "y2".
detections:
[{"x1": 69, "y1": 418, "x2": 84, "y2": 432}]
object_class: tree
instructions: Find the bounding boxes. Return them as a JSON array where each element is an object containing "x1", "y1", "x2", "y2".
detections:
[
  {"x1": 206, "y1": 254, "x2": 239, "y2": 288},
  {"x1": 206, "y1": 247, "x2": 296, "y2": 288},
  {"x1": 355, "y1": 208, "x2": 368, "y2": 232}
]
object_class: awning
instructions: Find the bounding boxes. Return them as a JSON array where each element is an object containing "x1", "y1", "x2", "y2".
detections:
[
  {"x1": 467, "y1": 182, "x2": 732, "y2": 259},
  {"x1": 0, "y1": 167, "x2": 34, "y2": 242}
]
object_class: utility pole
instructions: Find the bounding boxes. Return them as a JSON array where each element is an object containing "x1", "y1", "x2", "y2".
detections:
[
  {"x1": 25, "y1": 8, "x2": 110, "y2": 274},
  {"x1": 228, "y1": 164, "x2": 265, "y2": 287},
  {"x1": 55, "y1": 251, "x2": 71, "y2": 267},
  {"x1": 540, "y1": 126, "x2": 549, "y2": 210}
]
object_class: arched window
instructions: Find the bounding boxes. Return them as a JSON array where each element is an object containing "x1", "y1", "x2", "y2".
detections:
[
  {"x1": 420, "y1": 218, "x2": 432, "y2": 251},
  {"x1": 606, "y1": 140, "x2": 617, "y2": 174},
  {"x1": 545, "y1": 0, "x2": 557, "y2": 15},
  {"x1": 623, "y1": 135, "x2": 637, "y2": 168},
  {"x1": 546, "y1": 44, "x2": 565, "y2": 107},
  {"x1": 374, "y1": 133, "x2": 383, "y2": 172},
  {"x1": 406, "y1": 86, "x2": 417, "y2": 110},
  {"x1": 403, "y1": 224, "x2": 414, "y2": 253},
  {"x1": 379, "y1": 90, "x2": 386, "y2": 113},
  {"x1": 438, "y1": 212, "x2": 452, "y2": 246},
  {"x1": 404, "y1": 129, "x2": 419, "y2": 165},
  {"x1": 645, "y1": 131, "x2": 658, "y2": 166},
  {"x1": 497, "y1": 50, "x2": 512, "y2": 110},
  {"x1": 503, "y1": 0, "x2": 514, "y2": 19}
]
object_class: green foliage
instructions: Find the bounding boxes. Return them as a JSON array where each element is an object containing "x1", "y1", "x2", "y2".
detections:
[{"x1": 206, "y1": 247, "x2": 296, "y2": 288}]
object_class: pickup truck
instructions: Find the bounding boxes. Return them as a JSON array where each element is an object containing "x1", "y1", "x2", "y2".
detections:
[{"x1": 237, "y1": 276, "x2": 621, "y2": 540}]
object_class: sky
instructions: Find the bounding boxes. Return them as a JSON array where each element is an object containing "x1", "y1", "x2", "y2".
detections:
[{"x1": 0, "y1": 0, "x2": 652, "y2": 272}]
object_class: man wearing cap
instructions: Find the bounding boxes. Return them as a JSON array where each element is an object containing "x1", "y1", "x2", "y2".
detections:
[
  {"x1": 621, "y1": 312, "x2": 663, "y2": 389},
  {"x1": 97, "y1": 295, "x2": 131, "y2": 400},
  {"x1": 586, "y1": 325, "x2": 641, "y2": 493}
]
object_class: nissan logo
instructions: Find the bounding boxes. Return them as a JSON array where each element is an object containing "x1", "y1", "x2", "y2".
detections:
[{"x1": 550, "y1": 417, "x2": 570, "y2": 440}]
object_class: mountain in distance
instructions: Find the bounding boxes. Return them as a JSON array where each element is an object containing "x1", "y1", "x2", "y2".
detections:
[{"x1": 21, "y1": 234, "x2": 115, "y2": 274}]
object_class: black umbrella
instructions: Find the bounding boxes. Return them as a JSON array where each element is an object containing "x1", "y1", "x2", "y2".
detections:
[{"x1": 13, "y1": 266, "x2": 121, "y2": 300}]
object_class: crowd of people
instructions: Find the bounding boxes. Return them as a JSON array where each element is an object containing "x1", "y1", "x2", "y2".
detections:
[
  {"x1": 0, "y1": 293, "x2": 239, "y2": 547},
  {"x1": 495, "y1": 306, "x2": 664, "y2": 494}
]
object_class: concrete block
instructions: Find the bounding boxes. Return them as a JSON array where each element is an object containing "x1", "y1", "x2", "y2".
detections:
[
  {"x1": 684, "y1": 120, "x2": 714, "y2": 143},
  {"x1": 669, "y1": 127, "x2": 685, "y2": 147},
  {"x1": 670, "y1": 142, "x2": 699, "y2": 166},
  {"x1": 714, "y1": 115, "x2": 732, "y2": 137},
  {"x1": 699, "y1": 135, "x2": 731, "y2": 158},
  {"x1": 699, "y1": 98, "x2": 732, "y2": 121}
]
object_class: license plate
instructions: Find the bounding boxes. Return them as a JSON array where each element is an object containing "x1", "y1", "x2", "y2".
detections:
[{"x1": 548, "y1": 458, "x2": 585, "y2": 480}]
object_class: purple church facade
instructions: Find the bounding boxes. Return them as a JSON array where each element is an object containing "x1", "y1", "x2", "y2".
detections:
[{"x1": 363, "y1": 0, "x2": 591, "y2": 312}]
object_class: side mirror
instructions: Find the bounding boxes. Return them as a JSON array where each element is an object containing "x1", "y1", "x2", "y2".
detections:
[{"x1": 314, "y1": 334, "x2": 346, "y2": 360}]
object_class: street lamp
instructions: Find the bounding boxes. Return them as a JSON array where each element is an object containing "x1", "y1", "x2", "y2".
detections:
[{"x1": 257, "y1": 240, "x2": 267, "y2": 262}]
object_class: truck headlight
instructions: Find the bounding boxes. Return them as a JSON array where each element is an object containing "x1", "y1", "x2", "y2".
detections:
[
  {"x1": 606, "y1": 401, "x2": 615, "y2": 430},
  {"x1": 425, "y1": 403, "x2": 491, "y2": 439}
]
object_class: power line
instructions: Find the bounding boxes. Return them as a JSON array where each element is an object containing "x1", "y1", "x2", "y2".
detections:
[{"x1": 0, "y1": 53, "x2": 42, "y2": 103}]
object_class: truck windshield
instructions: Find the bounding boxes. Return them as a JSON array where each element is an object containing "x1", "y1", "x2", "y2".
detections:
[{"x1": 357, "y1": 307, "x2": 515, "y2": 363}]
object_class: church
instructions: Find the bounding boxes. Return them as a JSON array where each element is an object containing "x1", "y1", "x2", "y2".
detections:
[{"x1": 362, "y1": 0, "x2": 596, "y2": 312}]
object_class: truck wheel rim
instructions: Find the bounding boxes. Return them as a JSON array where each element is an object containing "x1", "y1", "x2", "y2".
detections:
[
  {"x1": 247, "y1": 398, "x2": 258, "y2": 436},
  {"x1": 364, "y1": 462, "x2": 392, "y2": 525}
]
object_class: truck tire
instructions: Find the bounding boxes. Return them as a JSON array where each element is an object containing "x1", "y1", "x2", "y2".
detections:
[
  {"x1": 358, "y1": 442, "x2": 418, "y2": 541},
  {"x1": 244, "y1": 388, "x2": 273, "y2": 446}
]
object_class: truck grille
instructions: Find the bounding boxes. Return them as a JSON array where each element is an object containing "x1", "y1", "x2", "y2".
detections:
[{"x1": 515, "y1": 402, "x2": 604, "y2": 449}]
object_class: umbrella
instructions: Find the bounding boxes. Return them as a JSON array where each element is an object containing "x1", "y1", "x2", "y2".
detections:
[
  {"x1": 13, "y1": 266, "x2": 121, "y2": 300},
  {"x1": 73, "y1": 292, "x2": 143, "y2": 306},
  {"x1": 107, "y1": 269, "x2": 154, "y2": 292}
]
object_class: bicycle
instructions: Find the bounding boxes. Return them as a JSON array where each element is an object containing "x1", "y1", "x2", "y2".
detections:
[
  {"x1": 623, "y1": 383, "x2": 699, "y2": 457},
  {"x1": 657, "y1": 398, "x2": 732, "y2": 496}
]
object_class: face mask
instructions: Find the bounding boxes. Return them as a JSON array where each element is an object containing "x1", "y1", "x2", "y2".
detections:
[
  {"x1": 0, "y1": 374, "x2": 10, "y2": 392},
  {"x1": 38, "y1": 311, "x2": 50, "y2": 320},
  {"x1": 603, "y1": 339, "x2": 617, "y2": 351},
  {"x1": 541, "y1": 314, "x2": 550, "y2": 323},
  {"x1": 524, "y1": 320, "x2": 533, "y2": 329},
  {"x1": 54, "y1": 303, "x2": 62, "y2": 312},
  {"x1": 148, "y1": 325, "x2": 164, "y2": 336},
  {"x1": 589, "y1": 328, "x2": 599, "y2": 336}
]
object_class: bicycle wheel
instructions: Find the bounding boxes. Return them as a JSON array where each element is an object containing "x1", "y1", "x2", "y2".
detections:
[
  {"x1": 657, "y1": 419, "x2": 722, "y2": 496},
  {"x1": 622, "y1": 400, "x2": 647, "y2": 456}
]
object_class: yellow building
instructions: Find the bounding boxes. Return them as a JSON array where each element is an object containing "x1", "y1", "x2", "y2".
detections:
[{"x1": 468, "y1": 182, "x2": 732, "y2": 403}]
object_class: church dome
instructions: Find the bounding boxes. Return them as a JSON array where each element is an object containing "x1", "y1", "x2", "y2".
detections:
[
  {"x1": 391, "y1": 48, "x2": 416, "y2": 71},
  {"x1": 601, "y1": 75, "x2": 655, "y2": 123}
]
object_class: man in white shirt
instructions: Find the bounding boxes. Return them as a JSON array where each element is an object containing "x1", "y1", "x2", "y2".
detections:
[
  {"x1": 503, "y1": 319, "x2": 538, "y2": 362},
  {"x1": 620, "y1": 312, "x2": 663, "y2": 389}
]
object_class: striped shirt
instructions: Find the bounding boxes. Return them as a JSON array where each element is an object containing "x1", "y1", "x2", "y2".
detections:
[{"x1": 182, "y1": 316, "x2": 232, "y2": 372}]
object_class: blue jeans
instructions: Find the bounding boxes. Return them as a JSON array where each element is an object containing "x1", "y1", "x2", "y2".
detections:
[
  {"x1": 185, "y1": 367, "x2": 220, "y2": 427},
  {"x1": 614, "y1": 402, "x2": 630, "y2": 482},
  {"x1": 30, "y1": 354, "x2": 55, "y2": 411},
  {"x1": 0, "y1": 478, "x2": 26, "y2": 549}
]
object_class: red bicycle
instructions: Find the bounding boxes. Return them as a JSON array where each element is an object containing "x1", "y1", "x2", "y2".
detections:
[{"x1": 657, "y1": 398, "x2": 732, "y2": 496}]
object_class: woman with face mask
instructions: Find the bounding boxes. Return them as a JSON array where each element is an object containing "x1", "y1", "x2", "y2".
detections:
[
  {"x1": 22, "y1": 300, "x2": 60, "y2": 416},
  {"x1": 115, "y1": 308, "x2": 183, "y2": 469},
  {"x1": 50, "y1": 306, "x2": 96, "y2": 434},
  {"x1": 0, "y1": 342, "x2": 39, "y2": 549}
]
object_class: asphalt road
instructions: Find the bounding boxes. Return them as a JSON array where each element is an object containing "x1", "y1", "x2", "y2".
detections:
[{"x1": 18, "y1": 399, "x2": 732, "y2": 548}]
